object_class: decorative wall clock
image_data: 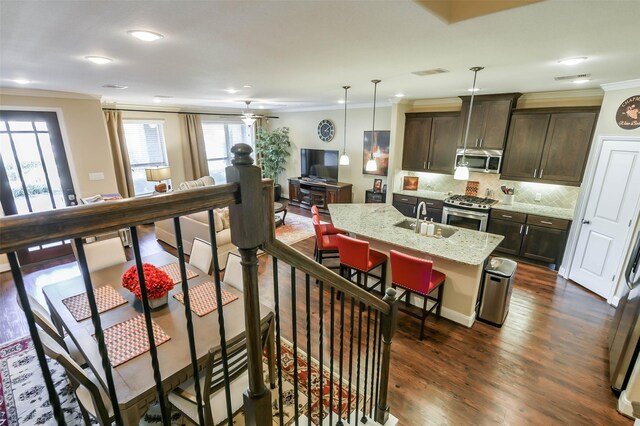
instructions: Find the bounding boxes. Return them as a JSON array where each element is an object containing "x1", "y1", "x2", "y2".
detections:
[
  {"x1": 616, "y1": 95, "x2": 640, "y2": 130},
  {"x1": 317, "y1": 119, "x2": 335, "y2": 142}
]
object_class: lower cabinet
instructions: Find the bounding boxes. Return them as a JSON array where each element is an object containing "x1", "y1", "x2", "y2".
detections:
[
  {"x1": 365, "y1": 190, "x2": 386, "y2": 203},
  {"x1": 488, "y1": 209, "x2": 570, "y2": 269},
  {"x1": 392, "y1": 194, "x2": 443, "y2": 222}
]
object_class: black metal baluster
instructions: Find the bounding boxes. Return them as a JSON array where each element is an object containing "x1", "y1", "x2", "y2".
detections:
[
  {"x1": 129, "y1": 227, "x2": 170, "y2": 425},
  {"x1": 305, "y1": 273, "x2": 312, "y2": 422},
  {"x1": 318, "y1": 279, "x2": 324, "y2": 423},
  {"x1": 291, "y1": 266, "x2": 300, "y2": 425},
  {"x1": 208, "y1": 210, "x2": 234, "y2": 425},
  {"x1": 361, "y1": 306, "x2": 372, "y2": 423},
  {"x1": 346, "y1": 297, "x2": 356, "y2": 424},
  {"x1": 336, "y1": 292, "x2": 345, "y2": 426},
  {"x1": 374, "y1": 313, "x2": 383, "y2": 418},
  {"x1": 272, "y1": 257, "x2": 285, "y2": 425},
  {"x1": 355, "y1": 301, "x2": 364, "y2": 426},
  {"x1": 369, "y1": 310, "x2": 379, "y2": 418},
  {"x1": 8, "y1": 253, "x2": 66, "y2": 426},
  {"x1": 329, "y1": 286, "x2": 336, "y2": 426},
  {"x1": 173, "y1": 217, "x2": 205, "y2": 426}
]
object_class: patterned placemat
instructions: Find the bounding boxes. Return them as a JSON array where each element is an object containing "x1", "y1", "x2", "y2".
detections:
[
  {"x1": 62, "y1": 285, "x2": 128, "y2": 322},
  {"x1": 98, "y1": 314, "x2": 171, "y2": 367},
  {"x1": 158, "y1": 262, "x2": 198, "y2": 284},
  {"x1": 173, "y1": 281, "x2": 239, "y2": 317}
]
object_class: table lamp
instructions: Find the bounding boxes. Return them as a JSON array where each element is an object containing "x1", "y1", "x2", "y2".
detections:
[{"x1": 145, "y1": 166, "x2": 171, "y2": 192}]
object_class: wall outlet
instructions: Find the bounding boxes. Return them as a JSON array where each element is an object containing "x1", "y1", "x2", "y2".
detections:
[
  {"x1": 535, "y1": 192, "x2": 542, "y2": 202},
  {"x1": 89, "y1": 172, "x2": 105, "y2": 181}
]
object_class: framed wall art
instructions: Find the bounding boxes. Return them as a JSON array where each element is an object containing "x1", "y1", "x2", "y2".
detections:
[{"x1": 362, "y1": 130, "x2": 390, "y2": 176}]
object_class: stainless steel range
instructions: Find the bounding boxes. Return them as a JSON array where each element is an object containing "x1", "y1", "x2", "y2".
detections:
[{"x1": 442, "y1": 195, "x2": 498, "y2": 232}]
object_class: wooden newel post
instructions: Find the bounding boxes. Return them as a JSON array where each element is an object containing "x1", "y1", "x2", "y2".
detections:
[
  {"x1": 376, "y1": 287, "x2": 398, "y2": 425},
  {"x1": 226, "y1": 143, "x2": 271, "y2": 425}
]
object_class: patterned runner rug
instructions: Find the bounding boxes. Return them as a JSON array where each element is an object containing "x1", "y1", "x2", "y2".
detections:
[
  {"x1": 0, "y1": 335, "x2": 365, "y2": 425},
  {"x1": 275, "y1": 212, "x2": 314, "y2": 246}
]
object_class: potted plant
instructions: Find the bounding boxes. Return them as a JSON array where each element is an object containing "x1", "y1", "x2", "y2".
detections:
[{"x1": 255, "y1": 127, "x2": 292, "y2": 201}]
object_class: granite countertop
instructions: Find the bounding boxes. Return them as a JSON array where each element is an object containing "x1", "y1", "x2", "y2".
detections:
[
  {"x1": 329, "y1": 204, "x2": 503, "y2": 266},
  {"x1": 493, "y1": 202, "x2": 575, "y2": 220},
  {"x1": 394, "y1": 190, "x2": 448, "y2": 201}
]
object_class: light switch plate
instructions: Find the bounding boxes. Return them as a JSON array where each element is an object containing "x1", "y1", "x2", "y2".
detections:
[
  {"x1": 535, "y1": 192, "x2": 542, "y2": 202},
  {"x1": 89, "y1": 172, "x2": 105, "y2": 181}
]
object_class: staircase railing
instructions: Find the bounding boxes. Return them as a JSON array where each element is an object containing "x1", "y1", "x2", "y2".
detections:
[{"x1": 0, "y1": 143, "x2": 398, "y2": 426}]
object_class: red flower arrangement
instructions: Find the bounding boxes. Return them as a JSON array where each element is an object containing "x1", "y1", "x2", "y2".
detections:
[{"x1": 122, "y1": 263, "x2": 174, "y2": 300}]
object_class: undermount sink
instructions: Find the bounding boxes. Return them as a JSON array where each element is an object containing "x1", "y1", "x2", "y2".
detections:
[{"x1": 393, "y1": 219, "x2": 459, "y2": 238}]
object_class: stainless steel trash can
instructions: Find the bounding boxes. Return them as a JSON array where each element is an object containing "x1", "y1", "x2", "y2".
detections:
[{"x1": 478, "y1": 257, "x2": 517, "y2": 327}]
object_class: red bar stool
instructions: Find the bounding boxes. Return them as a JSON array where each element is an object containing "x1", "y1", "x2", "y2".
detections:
[
  {"x1": 389, "y1": 250, "x2": 446, "y2": 340},
  {"x1": 311, "y1": 205, "x2": 346, "y2": 236},
  {"x1": 336, "y1": 234, "x2": 387, "y2": 293},
  {"x1": 312, "y1": 215, "x2": 340, "y2": 269}
]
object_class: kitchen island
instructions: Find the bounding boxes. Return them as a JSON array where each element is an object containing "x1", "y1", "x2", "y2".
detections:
[{"x1": 329, "y1": 203, "x2": 504, "y2": 327}]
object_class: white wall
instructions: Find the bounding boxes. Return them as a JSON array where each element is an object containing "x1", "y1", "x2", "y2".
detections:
[{"x1": 275, "y1": 105, "x2": 392, "y2": 203}]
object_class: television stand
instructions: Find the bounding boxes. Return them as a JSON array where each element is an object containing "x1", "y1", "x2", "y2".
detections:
[{"x1": 288, "y1": 178, "x2": 352, "y2": 214}]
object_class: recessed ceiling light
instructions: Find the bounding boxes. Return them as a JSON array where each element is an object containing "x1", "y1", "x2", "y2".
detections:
[
  {"x1": 13, "y1": 79, "x2": 31, "y2": 84},
  {"x1": 572, "y1": 78, "x2": 591, "y2": 84},
  {"x1": 395, "y1": 93, "x2": 405, "y2": 98},
  {"x1": 226, "y1": 88, "x2": 238, "y2": 94},
  {"x1": 338, "y1": 100, "x2": 345, "y2": 104},
  {"x1": 558, "y1": 56, "x2": 588, "y2": 66},
  {"x1": 85, "y1": 56, "x2": 112, "y2": 65},
  {"x1": 127, "y1": 30, "x2": 164, "y2": 42},
  {"x1": 153, "y1": 98, "x2": 162, "y2": 103},
  {"x1": 243, "y1": 85, "x2": 252, "y2": 88},
  {"x1": 102, "y1": 84, "x2": 128, "y2": 89}
]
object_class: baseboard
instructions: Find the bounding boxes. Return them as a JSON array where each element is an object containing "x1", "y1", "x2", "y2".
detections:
[
  {"x1": 618, "y1": 389, "x2": 636, "y2": 419},
  {"x1": 441, "y1": 306, "x2": 476, "y2": 328},
  {"x1": 609, "y1": 295, "x2": 621, "y2": 308}
]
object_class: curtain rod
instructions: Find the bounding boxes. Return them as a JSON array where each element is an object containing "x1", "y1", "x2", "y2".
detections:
[{"x1": 101, "y1": 107, "x2": 279, "y2": 119}]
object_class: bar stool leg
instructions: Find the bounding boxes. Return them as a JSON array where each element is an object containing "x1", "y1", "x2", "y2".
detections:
[
  {"x1": 436, "y1": 282, "x2": 445, "y2": 318},
  {"x1": 380, "y1": 261, "x2": 387, "y2": 294},
  {"x1": 420, "y1": 296, "x2": 428, "y2": 340}
]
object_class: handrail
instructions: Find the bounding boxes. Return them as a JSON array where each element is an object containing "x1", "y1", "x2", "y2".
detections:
[
  {"x1": 264, "y1": 239, "x2": 391, "y2": 315},
  {"x1": 0, "y1": 183, "x2": 239, "y2": 254}
]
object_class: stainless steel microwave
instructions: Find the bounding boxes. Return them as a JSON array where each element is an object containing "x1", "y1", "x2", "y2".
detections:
[{"x1": 454, "y1": 149, "x2": 502, "y2": 173}]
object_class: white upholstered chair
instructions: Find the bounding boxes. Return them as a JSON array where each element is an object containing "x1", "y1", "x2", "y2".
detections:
[
  {"x1": 189, "y1": 237, "x2": 213, "y2": 275},
  {"x1": 222, "y1": 252, "x2": 242, "y2": 291},
  {"x1": 75, "y1": 237, "x2": 127, "y2": 273}
]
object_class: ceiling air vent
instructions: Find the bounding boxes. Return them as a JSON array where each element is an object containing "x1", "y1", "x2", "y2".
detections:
[
  {"x1": 554, "y1": 73, "x2": 590, "y2": 81},
  {"x1": 102, "y1": 84, "x2": 128, "y2": 89},
  {"x1": 412, "y1": 68, "x2": 449, "y2": 76}
]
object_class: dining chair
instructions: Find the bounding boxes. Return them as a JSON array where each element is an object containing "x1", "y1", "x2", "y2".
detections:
[
  {"x1": 37, "y1": 329, "x2": 115, "y2": 426},
  {"x1": 222, "y1": 252, "x2": 243, "y2": 291},
  {"x1": 189, "y1": 237, "x2": 213, "y2": 275},
  {"x1": 75, "y1": 236, "x2": 127, "y2": 273},
  {"x1": 389, "y1": 249, "x2": 446, "y2": 340},
  {"x1": 168, "y1": 312, "x2": 276, "y2": 426},
  {"x1": 16, "y1": 293, "x2": 87, "y2": 366}
]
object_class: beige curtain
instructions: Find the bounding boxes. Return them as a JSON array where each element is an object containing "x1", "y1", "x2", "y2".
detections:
[
  {"x1": 104, "y1": 110, "x2": 134, "y2": 197},
  {"x1": 181, "y1": 114, "x2": 208, "y2": 180}
]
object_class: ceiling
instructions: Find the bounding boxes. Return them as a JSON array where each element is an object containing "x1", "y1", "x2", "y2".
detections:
[{"x1": 1, "y1": 0, "x2": 639, "y2": 112}]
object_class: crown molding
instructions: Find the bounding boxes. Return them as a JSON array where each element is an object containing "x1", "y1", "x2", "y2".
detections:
[
  {"x1": 601, "y1": 79, "x2": 640, "y2": 92},
  {"x1": 0, "y1": 88, "x2": 101, "y2": 100},
  {"x1": 277, "y1": 101, "x2": 392, "y2": 113}
]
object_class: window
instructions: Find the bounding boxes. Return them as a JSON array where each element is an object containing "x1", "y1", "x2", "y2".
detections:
[
  {"x1": 201, "y1": 121, "x2": 254, "y2": 184},
  {"x1": 123, "y1": 120, "x2": 169, "y2": 195}
]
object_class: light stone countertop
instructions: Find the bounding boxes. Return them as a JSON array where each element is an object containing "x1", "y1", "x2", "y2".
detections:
[
  {"x1": 328, "y1": 203, "x2": 503, "y2": 266},
  {"x1": 493, "y1": 202, "x2": 575, "y2": 220},
  {"x1": 393, "y1": 189, "x2": 449, "y2": 201}
]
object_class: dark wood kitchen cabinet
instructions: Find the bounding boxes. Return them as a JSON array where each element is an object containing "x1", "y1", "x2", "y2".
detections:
[
  {"x1": 402, "y1": 112, "x2": 460, "y2": 174},
  {"x1": 488, "y1": 209, "x2": 570, "y2": 269},
  {"x1": 501, "y1": 108, "x2": 598, "y2": 186},
  {"x1": 392, "y1": 194, "x2": 417, "y2": 217},
  {"x1": 457, "y1": 93, "x2": 521, "y2": 150}
]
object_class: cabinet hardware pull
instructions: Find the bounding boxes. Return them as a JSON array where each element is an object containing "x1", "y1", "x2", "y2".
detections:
[
  {"x1": 541, "y1": 220, "x2": 553, "y2": 225},
  {"x1": 426, "y1": 202, "x2": 434, "y2": 206},
  {"x1": 423, "y1": 161, "x2": 426, "y2": 169},
  {"x1": 540, "y1": 169, "x2": 544, "y2": 178},
  {"x1": 475, "y1": 138, "x2": 480, "y2": 147},
  {"x1": 413, "y1": 206, "x2": 416, "y2": 215},
  {"x1": 533, "y1": 169, "x2": 537, "y2": 178},
  {"x1": 427, "y1": 161, "x2": 431, "y2": 169},
  {"x1": 525, "y1": 225, "x2": 529, "y2": 235},
  {"x1": 401, "y1": 198, "x2": 408, "y2": 202},
  {"x1": 519, "y1": 225, "x2": 524, "y2": 234},
  {"x1": 582, "y1": 219, "x2": 591, "y2": 224},
  {"x1": 502, "y1": 215, "x2": 513, "y2": 218},
  {"x1": 479, "y1": 138, "x2": 483, "y2": 147}
]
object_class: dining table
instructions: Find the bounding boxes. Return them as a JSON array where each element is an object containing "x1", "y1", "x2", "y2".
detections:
[{"x1": 42, "y1": 251, "x2": 273, "y2": 425}]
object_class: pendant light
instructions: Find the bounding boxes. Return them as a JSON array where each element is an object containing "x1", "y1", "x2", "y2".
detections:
[
  {"x1": 365, "y1": 79, "x2": 381, "y2": 172},
  {"x1": 241, "y1": 100, "x2": 256, "y2": 126},
  {"x1": 339, "y1": 85, "x2": 351, "y2": 165},
  {"x1": 454, "y1": 66, "x2": 484, "y2": 181}
]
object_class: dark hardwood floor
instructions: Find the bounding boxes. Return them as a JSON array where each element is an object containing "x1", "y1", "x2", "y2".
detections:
[{"x1": 0, "y1": 203, "x2": 629, "y2": 425}]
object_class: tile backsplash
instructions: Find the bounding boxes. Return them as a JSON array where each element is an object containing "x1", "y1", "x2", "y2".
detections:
[{"x1": 399, "y1": 171, "x2": 580, "y2": 210}]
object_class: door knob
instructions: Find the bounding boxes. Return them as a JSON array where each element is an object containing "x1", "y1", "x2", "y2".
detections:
[{"x1": 582, "y1": 219, "x2": 591, "y2": 224}]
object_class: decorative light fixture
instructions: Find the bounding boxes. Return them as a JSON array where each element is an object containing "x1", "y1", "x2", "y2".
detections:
[
  {"x1": 558, "y1": 56, "x2": 587, "y2": 66},
  {"x1": 339, "y1": 85, "x2": 351, "y2": 166},
  {"x1": 454, "y1": 66, "x2": 484, "y2": 181},
  {"x1": 145, "y1": 166, "x2": 172, "y2": 192},
  {"x1": 85, "y1": 56, "x2": 112, "y2": 65},
  {"x1": 242, "y1": 100, "x2": 257, "y2": 126},
  {"x1": 127, "y1": 30, "x2": 164, "y2": 42},
  {"x1": 365, "y1": 79, "x2": 381, "y2": 172}
]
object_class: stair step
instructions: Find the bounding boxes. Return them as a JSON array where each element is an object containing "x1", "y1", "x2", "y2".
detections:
[{"x1": 293, "y1": 410, "x2": 398, "y2": 426}]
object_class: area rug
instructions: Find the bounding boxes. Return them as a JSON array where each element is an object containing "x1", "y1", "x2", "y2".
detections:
[
  {"x1": 275, "y1": 212, "x2": 315, "y2": 246},
  {"x1": 0, "y1": 336, "x2": 363, "y2": 425}
]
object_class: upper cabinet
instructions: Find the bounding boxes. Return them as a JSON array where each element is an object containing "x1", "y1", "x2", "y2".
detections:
[
  {"x1": 457, "y1": 93, "x2": 521, "y2": 150},
  {"x1": 501, "y1": 108, "x2": 598, "y2": 186},
  {"x1": 402, "y1": 112, "x2": 460, "y2": 174}
]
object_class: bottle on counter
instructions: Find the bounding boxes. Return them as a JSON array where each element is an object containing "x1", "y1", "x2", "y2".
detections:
[
  {"x1": 436, "y1": 228, "x2": 443, "y2": 238},
  {"x1": 427, "y1": 219, "x2": 435, "y2": 236},
  {"x1": 420, "y1": 222, "x2": 428, "y2": 235}
]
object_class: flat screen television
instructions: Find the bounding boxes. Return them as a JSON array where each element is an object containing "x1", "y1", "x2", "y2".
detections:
[{"x1": 300, "y1": 148, "x2": 339, "y2": 182}]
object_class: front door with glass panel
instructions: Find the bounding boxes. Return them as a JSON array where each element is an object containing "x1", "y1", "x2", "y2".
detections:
[{"x1": 0, "y1": 110, "x2": 76, "y2": 264}]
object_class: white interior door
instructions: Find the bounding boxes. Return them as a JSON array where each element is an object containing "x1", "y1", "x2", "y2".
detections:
[{"x1": 569, "y1": 140, "x2": 640, "y2": 298}]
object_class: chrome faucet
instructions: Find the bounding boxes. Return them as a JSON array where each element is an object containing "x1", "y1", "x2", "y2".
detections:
[{"x1": 415, "y1": 201, "x2": 427, "y2": 233}]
